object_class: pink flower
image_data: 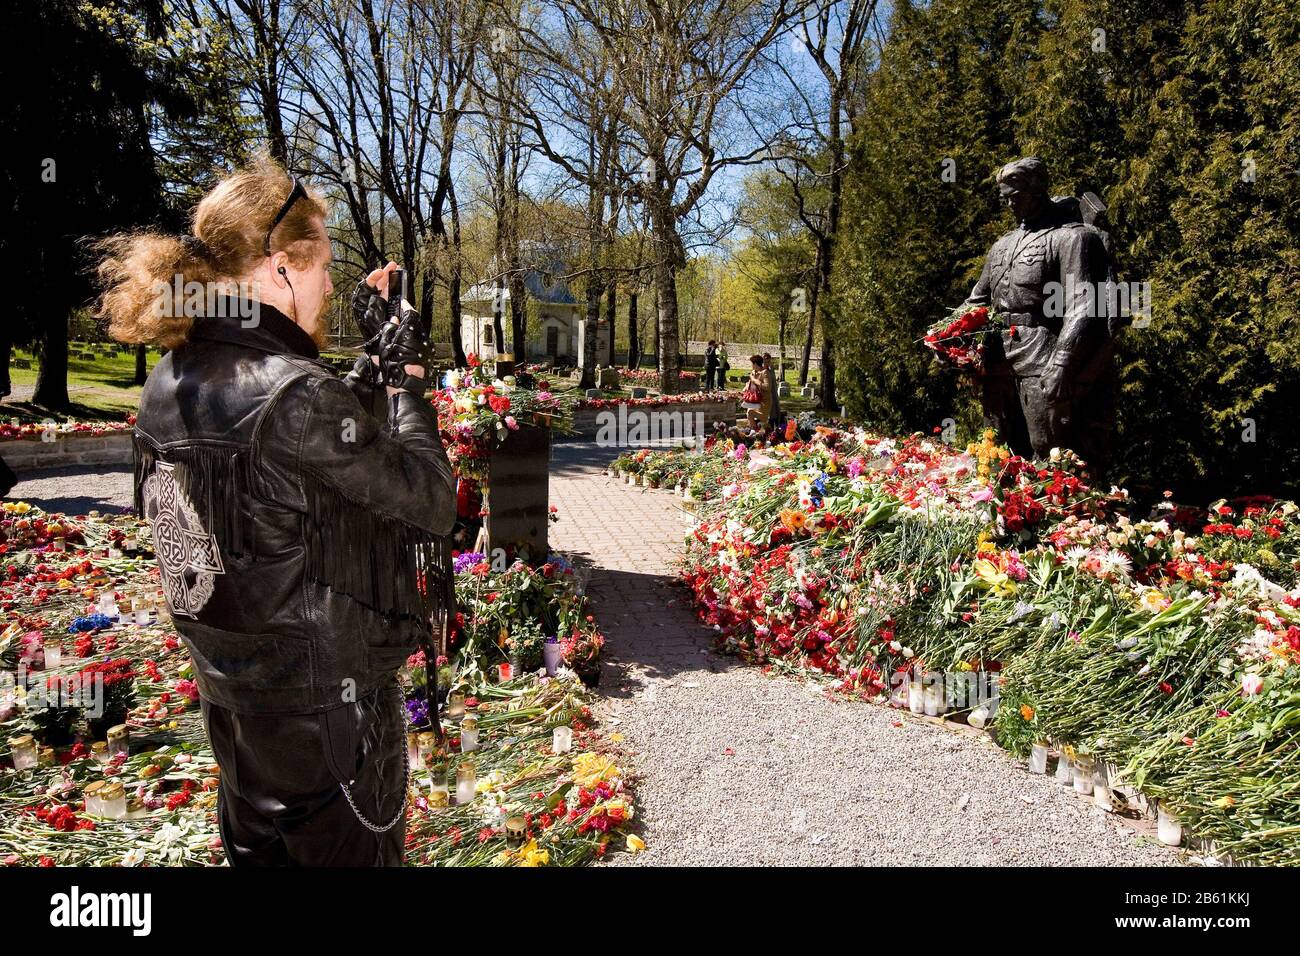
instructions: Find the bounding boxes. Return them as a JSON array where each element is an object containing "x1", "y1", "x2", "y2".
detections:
[
  {"x1": 175, "y1": 679, "x2": 200, "y2": 701},
  {"x1": 1241, "y1": 673, "x2": 1264, "y2": 696},
  {"x1": 733, "y1": 444, "x2": 748, "y2": 460},
  {"x1": 504, "y1": 415, "x2": 518, "y2": 430}
]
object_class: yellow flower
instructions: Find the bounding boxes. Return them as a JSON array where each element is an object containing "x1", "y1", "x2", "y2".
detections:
[
  {"x1": 609, "y1": 732, "x2": 624, "y2": 743},
  {"x1": 626, "y1": 834, "x2": 646, "y2": 853},
  {"x1": 974, "y1": 558, "x2": 1016, "y2": 596},
  {"x1": 516, "y1": 839, "x2": 550, "y2": 867},
  {"x1": 1138, "y1": 589, "x2": 1171, "y2": 613},
  {"x1": 571, "y1": 752, "x2": 620, "y2": 788}
]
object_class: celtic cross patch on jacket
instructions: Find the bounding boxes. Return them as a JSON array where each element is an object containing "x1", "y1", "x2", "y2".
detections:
[{"x1": 141, "y1": 460, "x2": 224, "y2": 617}]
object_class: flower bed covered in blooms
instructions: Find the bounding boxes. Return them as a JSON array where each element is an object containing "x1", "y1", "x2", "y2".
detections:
[
  {"x1": 658, "y1": 426, "x2": 1300, "y2": 865},
  {"x1": 0, "y1": 418, "x2": 135, "y2": 442},
  {"x1": 0, "y1": 505, "x2": 635, "y2": 866},
  {"x1": 576, "y1": 390, "x2": 728, "y2": 410}
]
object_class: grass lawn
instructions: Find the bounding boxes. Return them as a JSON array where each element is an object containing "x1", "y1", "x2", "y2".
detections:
[{"x1": 3, "y1": 344, "x2": 162, "y2": 423}]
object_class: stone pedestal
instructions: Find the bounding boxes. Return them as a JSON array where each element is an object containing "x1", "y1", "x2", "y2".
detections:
[
  {"x1": 800, "y1": 385, "x2": 814, "y2": 398},
  {"x1": 485, "y1": 423, "x2": 551, "y2": 561},
  {"x1": 778, "y1": 383, "x2": 790, "y2": 398},
  {"x1": 598, "y1": 367, "x2": 620, "y2": 390}
]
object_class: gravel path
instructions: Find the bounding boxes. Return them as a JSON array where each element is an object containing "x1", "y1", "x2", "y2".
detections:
[
  {"x1": 6, "y1": 463, "x2": 133, "y2": 513},
  {"x1": 549, "y1": 441, "x2": 1178, "y2": 867}
]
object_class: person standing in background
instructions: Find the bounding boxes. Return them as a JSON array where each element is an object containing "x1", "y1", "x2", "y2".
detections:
[
  {"x1": 764, "y1": 353, "x2": 782, "y2": 429},
  {"x1": 716, "y1": 342, "x2": 730, "y2": 390},
  {"x1": 704, "y1": 340, "x2": 719, "y2": 391}
]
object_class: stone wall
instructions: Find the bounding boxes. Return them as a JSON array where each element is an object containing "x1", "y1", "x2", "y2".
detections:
[{"x1": 0, "y1": 432, "x2": 134, "y2": 471}]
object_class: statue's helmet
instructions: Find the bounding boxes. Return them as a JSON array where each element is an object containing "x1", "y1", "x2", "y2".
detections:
[{"x1": 997, "y1": 156, "x2": 1050, "y2": 195}]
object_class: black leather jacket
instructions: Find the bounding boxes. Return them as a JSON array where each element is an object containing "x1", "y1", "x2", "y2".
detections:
[{"x1": 133, "y1": 298, "x2": 455, "y2": 716}]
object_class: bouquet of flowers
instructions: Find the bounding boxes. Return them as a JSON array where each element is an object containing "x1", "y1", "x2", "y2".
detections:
[
  {"x1": 432, "y1": 354, "x2": 573, "y2": 480},
  {"x1": 923, "y1": 305, "x2": 1009, "y2": 372}
]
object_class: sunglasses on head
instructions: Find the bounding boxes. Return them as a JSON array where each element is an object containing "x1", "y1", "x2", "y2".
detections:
[{"x1": 263, "y1": 178, "x2": 308, "y2": 257}]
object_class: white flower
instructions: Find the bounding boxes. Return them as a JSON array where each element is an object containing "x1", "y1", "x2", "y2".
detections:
[
  {"x1": 1063, "y1": 546, "x2": 1089, "y2": 569},
  {"x1": 121, "y1": 848, "x2": 146, "y2": 867},
  {"x1": 1098, "y1": 550, "x2": 1133, "y2": 578}
]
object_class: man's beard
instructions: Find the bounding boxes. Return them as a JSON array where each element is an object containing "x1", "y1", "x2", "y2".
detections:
[{"x1": 305, "y1": 291, "x2": 334, "y2": 349}]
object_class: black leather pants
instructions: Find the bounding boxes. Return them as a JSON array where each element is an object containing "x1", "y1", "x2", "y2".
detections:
[{"x1": 200, "y1": 681, "x2": 408, "y2": 866}]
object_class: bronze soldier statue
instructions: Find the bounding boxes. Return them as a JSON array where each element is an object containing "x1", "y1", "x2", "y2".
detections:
[{"x1": 964, "y1": 157, "x2": 1117, "y2": 476}]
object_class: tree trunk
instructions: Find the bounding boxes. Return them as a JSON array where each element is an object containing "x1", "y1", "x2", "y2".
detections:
[
  {"x1": 579, "y1": 274, "x2": 603, "y2": 390},
  {"x1": 653, "y1": 287, "x2": 660, "y2": 372},
  {"x1": 627, "y1": 290, "x2": 639, "y2": 368},
  {"x1": 0, "y1": 339, "x2": 11, "y2": 398},
  {"x1": 654, "y1": 255, "x2": 681, "y2": 394},
  {"x1": 605, "y1": 282, "x2": 617, "y2": 366},
  {"x1": 134, "y1": 345, "x2": 147, "y2": 386},
  {"x1": 509, "y1": 277, "x2": 525, "y2": 360},
  {"x1": 33, "y1": 326, "x2": 70, "y2": 410},
  {"x1": 448, "y1": 182, "x2": 467, "y2": 367},
  {"x1": 800, "y1": 291, "x2": 818, "y2": 388}
]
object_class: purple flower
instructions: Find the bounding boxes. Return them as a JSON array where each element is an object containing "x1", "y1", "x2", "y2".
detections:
[
  {"x1": 405, "y1": 696, "x2": 429, "y2": 727},
  {"x1": 453, "y1": 552, "x2": 487, "y2": 574}
]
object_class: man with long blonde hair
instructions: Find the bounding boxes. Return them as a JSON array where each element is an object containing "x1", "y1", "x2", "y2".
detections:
[{"x1": 96, "y1": 159, "x2": 455, "y2": 866}]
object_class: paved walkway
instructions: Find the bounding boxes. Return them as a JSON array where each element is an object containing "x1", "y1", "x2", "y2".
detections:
[{"x1": 549, "y1": 441, "x2": 1178, "y2": 866}]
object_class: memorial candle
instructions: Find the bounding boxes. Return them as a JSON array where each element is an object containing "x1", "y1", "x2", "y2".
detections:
[
  {"x1": 100, "y1": 781, "x2": 126, "y2": 820},
  {"x1": 1028, "y1": 741, "x2": 1049, "y2": 775},
  {"x1": 552, "y1": 725, "x2": 573, "y2": 754},
  {"x1": 10, "y1": 734, "x2": 38, "y2": 770},
  {"x1": 107, "y1": 724, "x2": 129, "y2": 760},
  {"x1": 456, "y1": 761, "x2": 477, "y2": 805},
  {"x1": 459, "y1": 717, "x2": 479, "y2": 753}
]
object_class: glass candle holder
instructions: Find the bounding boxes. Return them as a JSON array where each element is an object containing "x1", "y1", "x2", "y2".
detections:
[
  {"x1": 967, "y1": 704, "x2": 990, "y2": 730},
  {"x1": 1072, "y1": 757, "x2": 1095, "y2": 796},
  {"x1": 497, "y1": 662, "x2": 513, "y2": 682},
  {"x1": 505, "y1": 815, "x2": 527, "y2": 846},
  {"x1": 459, "y1": 717, "x2": 479, "y2": 753},
  {"x1": 100, "y1": 781, "x2": 127, "y2": 820},
  {"x1": 0, "y1": 692, "x2": 18, "y2": 723},
  {"x1": 96, "y1": 592, "x2": 119, "y2": 619},
  {"x1": 907, "y1": 680, "x2": 924, "y2": 714},
  {"x1": 124, "y1": 534, "x2": 139, "y2": 555},
  {"x1": 455, "y1": 761, "x2": 477, "y2": 805},
  {"x1": 1093, "y1": 766, "x2": 1114, "y2": 812},
  {"x1": 44, "y1": 643, "x2": 62, "y2": 668},
  {"x1": 126, "y1": 795, "x2": 147, "y2": 820},
  {"x1": 83, "y1": 780, "x2": 107, "y2": 816},
  {"x1": 446, "y1": 691, "x2": 466, "y2": 721},
  {"x1": 543, "y1": 640, "x2": 562, "y2": 677},
  {"x1": 1055, "y1": 753, "x2": 1074, "y2": 785},
  {"x1": 38, "y1": 746, "x2": 55, "y2": 767},
  {"x1": 91, "y1": 741, "x2": 109, "y2": 765},
  {"x1": 51, "y1": 536, "x2": 67, "y2": 553},
  {"x1": 428, "y1": 774, "x2": 450, "y2": 808},
  {"x1": 9, "y1": 735, "x2": 37, "y2": 770},
  {"x1": 552, "y1": 725, "x2": 573, "y2": 754},
  {"x1": 407, "y1": 733, "x2": 421, "y2": 771},
  {"x1": 106, "y1": 724, "x2": 129, "y2": 760},
  {"x1": 1029, "y1": 741, "x2": 1049, "y2": 775},
  {"x1": 417, "y1": 731, "x2": 437, "y2": 767},
  {"x1": 135, "y1": 602, "x2": 153, "y2": 626},
  {"x1": 1157, "y1": 804, "x2": 1183, "y2": 846},
  {"x1": 922, "y1": 680, "x2": 944, "y2": 717}
]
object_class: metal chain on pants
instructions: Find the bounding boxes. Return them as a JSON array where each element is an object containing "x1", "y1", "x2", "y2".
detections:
[{"x1": 338, "y1": 678, "x2": 408, "y2": 833}]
